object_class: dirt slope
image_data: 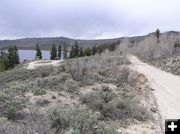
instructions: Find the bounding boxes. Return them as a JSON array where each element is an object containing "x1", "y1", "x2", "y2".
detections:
[{"x1": 129, "y1": 55, "x2": 180, "y2": 123}]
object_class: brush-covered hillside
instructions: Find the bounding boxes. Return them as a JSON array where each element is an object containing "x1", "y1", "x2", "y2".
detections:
[
  {"x1": 118, "y1": 31, "x2": 180, "y2": 76},
  {"x1": 0, "y1": 47, "x2": 160, "y2": 134}
]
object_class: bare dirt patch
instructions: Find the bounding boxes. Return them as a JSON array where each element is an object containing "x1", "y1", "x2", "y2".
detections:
[{"x1": 27, "y1": 60, "x2": 63, "y2": 69}]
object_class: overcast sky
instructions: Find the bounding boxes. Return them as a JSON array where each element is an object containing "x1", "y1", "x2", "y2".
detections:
[{"x1": 0, "y1": 0, "x2": 180, "y2": 40}]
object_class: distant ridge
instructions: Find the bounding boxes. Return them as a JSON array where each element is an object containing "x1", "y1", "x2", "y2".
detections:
[
  {"x1": 0, "y1": 36, "x2": 122, "y2": 50},
  {"x1": 0, "y1": 31, "x2": 179, "y2": 50}
]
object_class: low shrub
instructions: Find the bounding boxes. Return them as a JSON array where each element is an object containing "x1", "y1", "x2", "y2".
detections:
[
  {"x1": 67, "y1": 60, "x2": 88, "y2": 81},
  {"x1": 18, "y1": 106, "x2": 55, "y2": 134},
  {"x1": 33, "y1": 88, "x2": 46, "y2": 96},
  {"x1": 0, "y1": 66, "x2": 53, "y2": 83},
  {"x1": 0, "y1": 92, "x2": 26, "y2": 120},
  {"x1": 49, "y1": 107, "x2": 98, "y2": 133},
  {"x1": 81, "y1": 88, "x2": 149, "y2": 121},
  {"x1": 81, "y1": 87, "x2": 115, "y2": 107},
  {"x1": 27, "y1": 73, "x2": 71, "y2": 90},
  {"x1": 65, "y1": 79, "x2": 80, "y2": 93},
  {"x1": 36, "y1": 99, "x2": 50, "y2": 107},
  {"x1": 49, "y1": 107, "x2": 116, "y2": 134},
  {"x1": 96, "y1": 121, "x2": 117, "y2": 134}
]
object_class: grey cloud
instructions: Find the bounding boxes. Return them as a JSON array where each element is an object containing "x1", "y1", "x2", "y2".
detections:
[{"x1": 0, "y1": 0, "x2": 180, "y2": 39}]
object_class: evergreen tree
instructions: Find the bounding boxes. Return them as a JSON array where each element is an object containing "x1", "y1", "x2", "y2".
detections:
[
  {"x1": 14, "y1": 46, "x2": 20, "y2": 64},
  {"x1": 110, "y1": 43, "x2": 116, "y2": 51},
  {"x1": 0, "y1": 61, "x2": 6, "y2": 72},
  {"x1": 63, "y1": 45, "x2": 67, "y2": 59},
  {"x1": 117, "y1": 40, "x2": 120, "y2": 45},
  {"x1": 1, "y1": 50, "x2": 9, "y2": 69},
  {"x1": 79, "y1": 47, "x2": 85, "y2": 57},
  {"x1": 92, "y1": 46, "x2": 97, "y2": 55},
  {"x1": 70, "y1": 46, "x2": 75, "y2": 58},
  {"x1": 0, "y1": 48, "x2": 19, "y2": 71},
  {"x1": 50, "y1": 44, "x2": 57, "y2": 60},
  {"x1": 7, "y1": 47, "x2": 16, "y2": 68},
  {"x1": 155, "y1": 28, "x2": 160, "y2": 43},
  {"x1": 84, "y1": 48, "x2": 92, "y2": 56},
  {"x1": 58, "y1": 45, "x2": 62, "y2": 59},
  {"x1": 97, "y1": 46, "x2": 103, "y2": 55},
  {"x1": 35, "y1": 44, "x2": 42, "y2": 59},
  {"x1": 0, "y1": 50, "x2": 6, "y2": 72},
  {"x1": 74, "y1": 41, "x2": 79, "y2": 57}
]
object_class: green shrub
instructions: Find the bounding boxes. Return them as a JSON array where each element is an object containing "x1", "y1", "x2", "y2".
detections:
[
  {"x1": 65, "y1": 79, "x2": 80, "y2": 92},
  {"x1": 49, "y1": 107, "x2": 98, "y2": 133},
  {"x1": 27, "y1": 73, "x2": 71, "y2": 90},
  {"x1": 0, "y1": 62, "x2": 6, "y2": 72},
  {"x1": 8, "y1": 84, "x2": 29, "y2": 95},
  {"x1": 81, "y1": 88, "x2": 115, "y2": 106},
  {"x1": 0, "y1": 67, "x2": 51, "y2": 83},
  {"x1": 36, "y1": 99, "x2": 50, "y2": 107},
  {"x1": 49, "y1": 107, "x2": 116, "y2": 134},
  {"x1": 0, "y1": 92, "x2": 25, "y2": 120},
  {"x1": 67, "y1": 60, "x2": 88, "y2": 81},
  {"x1": 33, "y1": 88, "x2": 46, "y2": 96},
  {"x1": 96, "y1": 121, "x2": 117, "y2": 134},
  {"x1": 40, "y1": 71, "x2": 50, "y2": 78},
  {"x1": 81, "y1": 89, "x2": 149, "y2": 121}
]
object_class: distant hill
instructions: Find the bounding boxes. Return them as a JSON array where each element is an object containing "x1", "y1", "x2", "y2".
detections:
[
  {"x1": 0, "y1": 35, "x2": 145, "y2": 50},
  {"x1": 119, "y1": 31, "x2": 180, "y2": 60},
  {"x1": 1, "y1": 31, "x2": 179, "y2": 51}
]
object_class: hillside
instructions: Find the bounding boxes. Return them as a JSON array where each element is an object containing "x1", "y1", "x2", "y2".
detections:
[
  {"x1": 0, "y1": 31, "x2": 178, "y2": 52},
  {"x1": 0, "y1": 49, "x2": 160, "y2": 134},
  {"x1": 1, "y1": 31, "x2": 180, "y2": 133},
  {"x1": 0, "y1": 37, "x2": 119, "y2": 50},
  {"x1": 126, "y1": 31, "x2": 180, "y2": 59},
  {"x1": 117, "y1": 31, "x2": 180, "y2": 76},
  {"x1": 0, "y1": 35, "x2": 145, "y2": 50}
]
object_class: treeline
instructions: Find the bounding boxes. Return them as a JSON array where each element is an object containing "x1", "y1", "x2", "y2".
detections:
[
  {"x1": 0, "y1": 46, "x2": 20, "y2": 72},
  {"x1": 69, "y1": 41, "x2": 118, "y2": 58},
  {"x1": 0, "y1": 41, "x2": 119, "y2": 72},
  {"x1": 35, "y1": 44, "x2": 67, "y2": 60},
  {"x1": 36, "y1": 40, "x2": 119, "y2": 60}
]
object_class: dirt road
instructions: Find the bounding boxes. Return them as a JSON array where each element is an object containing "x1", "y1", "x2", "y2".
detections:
[{"x1": 129, "y1": 55, "x2": 180, "y2": 122}]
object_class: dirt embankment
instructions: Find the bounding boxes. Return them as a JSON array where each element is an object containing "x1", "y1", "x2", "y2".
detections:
[{"x1": 150, "y1": 56, "x2": 180, "y2": 76}]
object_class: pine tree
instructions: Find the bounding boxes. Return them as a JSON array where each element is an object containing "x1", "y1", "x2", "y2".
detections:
[
  {"x1": 0, "y1": 61, "x2": 6, "y2": 72},
  {"x1": 117, "y1": 40, "x2": 120, "y2": 45},
  {"x1": 7, "y1": 48, "x2": 15, "y2": 68},
  {"x1": 0, "y1": 51, "x2": 7, "y2": 71},
  {"x1": 110, "y1": 43, "x2": 116, "y2": 51},
  {"x1": 0, "y1": 50, "x2": 9, "y2": 69},
  {"x1": 0, "y1": 50, "x2": 11, "y2": 71},
  {"x1": 155, "y1": 28, "x2": 160, "y2": 43},
  {"x1": 58, "y1": 45, "x2": 61, "y2": 59},
  {"x1": 84, "y1": 48, "x2": 92, "y2": 56},
  {"x1": 63, "y1": 45, "x2": 67, "y2": 59},
  {"x1": 0, "y1": 47, "x2": 19, "y2": 71},
  {"x1": 79, "y1": 47, "x2": 85, "y2": 57},
  {"x1": 14, "y1": 46, "x2": 20, "y2": 64},
  {"x1": 70, "y1": 46, "x2": 75, "y2": 58},
  {"x1": 35, "y1": 44, "x2": 42, "y2": 59},
  {"x1": 92, "y1": 46, "x2": 97, "y2": 55},
  {"x1": 97, "y1": 46, "x2": 103, "y2": 55},
  {"x1": 74, "y1": 41, "x2": 79, "y2": 57},
  {"x1": 50, "y1": 44, "x2": 57, "y2": 60}
]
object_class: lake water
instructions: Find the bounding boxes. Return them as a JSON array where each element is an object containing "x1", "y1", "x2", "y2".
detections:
[{"x1": 19, "y1": 50, "x2": 65, "y2": 62}]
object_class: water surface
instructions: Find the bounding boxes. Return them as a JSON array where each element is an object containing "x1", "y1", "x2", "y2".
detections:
[{"x1": 19, "y1": 50, "x2": 64, "y2": 62}]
